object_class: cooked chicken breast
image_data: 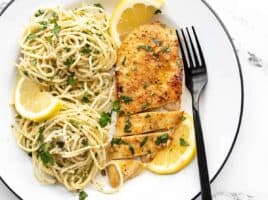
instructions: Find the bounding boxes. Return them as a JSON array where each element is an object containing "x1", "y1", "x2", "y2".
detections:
[
  {"x1": 108, "y1": 130, "x2": 173, "y2": 159},
  {"x1": 107, "y1": 160, "x2": 144, "y2": 188},
  {"x1": 116, "y1": 111, "x2": 183, "y2": 136},
  {"x1": 115, "y1": 22, "x2": 183, "y2": 114}
]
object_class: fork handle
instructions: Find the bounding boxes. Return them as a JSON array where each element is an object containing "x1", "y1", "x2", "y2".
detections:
[{"x1": 193, "y1": 107, "x2": 212, "y2": 200}]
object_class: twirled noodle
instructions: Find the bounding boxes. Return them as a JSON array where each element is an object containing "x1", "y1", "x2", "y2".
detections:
[{"x1": 13, "y1": 5, "x2": 123, "y2": 192}]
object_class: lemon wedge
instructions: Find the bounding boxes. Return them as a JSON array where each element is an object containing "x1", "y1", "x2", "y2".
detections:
[
  {"x1": 14, "y1": 77, "x2": 61, "y2": 122},
  {"x1": 110, "y1": 0, "x2": 165, "y2": 46},
  {"x1": 146, "y1": 113, "x2": 196, "y2": 174}
]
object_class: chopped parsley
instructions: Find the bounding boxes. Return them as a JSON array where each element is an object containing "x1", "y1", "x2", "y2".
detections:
[
  {"x1": 120, "y1": 95, "x2": 133, "y2": 104},
  {"x1": 38, "y1": 126, "x2": 45, "y2": 142},
  {"x1": 80, "y1": 45, "x2": 92, "y2": 54},
  {"x1": 64, "y1": 57, "x2": 75, "y2": 67},
  {"x1": 30, "y1": 59, "x2": 37, "y2": 66},
  {"x1": 155, "y1": 133, "x2": 169, "y2": 145},
  {"x1": 35, "y1": 9, "x2": 45, "y2": 17},
  {"x1": 39, "y1": 21, "x2": 48, "y2": 30},
  {"x1": 46, "y1": 36, "x2": 52, "y2": 44},
  {"x1": 98, "y1": 112, "x2": 111, "y2": 128},
  {"x1": 122, "y1": 56, "x2": 127, "y2": 66},
  {"x1": 128, "y1": 144, "x2": 135, "y2": 155},
  {"x1": 181, "y1": 115, "x2": 186, "y2": 121},
  {"x1": 154, "y1": 9, "x2": 162, "y2": 15},
  {"x1": 161, "y1": 46, "x2": 170, "y2": 53},
  {"x1": 81, "y1": 139, "x2": 89, "y2": 147},
  {"x1": 139, "y1": 136, "x2": 148, "y2": 147},
  {"x1": 23, "y1": 71, "x2": 29, "y2": 77},
  {"x1": 143, "y1": 82, "x2": 148, "y2": 89},
  {"x1": 152, "y1": 38, "x2": 162, "y2": 46},
  {"x1": 112, "y1": 100, "x2": 120, "y2": 112},
  {"x1": 79, "y1": 191, "x2": 88, "y2": 200},
  {"x1": 67, "y1": 73, "x2": 77, "y2": 86},
  {"x1": 180, "y1": 138, "x2": 189, "y2": 146},
  {"x1": 26, "y1": 33, "x2": 37, "y2": 41},
  {"x1": 144, "y1": 114, "x2": 151, "y2": 118},
  {"x1": 81, "y1": 92, "x2": 90, "y2": 103},
  {"x1": 142, "y1": 103, "x2": 149, "y2": 110},
  {"x1": 69, "y1": 119, "x2": 79, "y2": 127},
  {"x1": 111, "y1": 137, "x2": 127, "y2": 146},
  {"x1": 94, "y1": 3, "x2": 104, "y2": 9},
  {"x1": 137, "y1": 45, "x2": 153, "y2": 52},
  {"x1": 53, "y1": 22, "x2": 61, "y2": 36},
  {"x1": 39, "y1": 149, "x2": 54, "y2": 165},
  {"x1": 124, "y1": 118, "x2": 131, "y2": 133}
]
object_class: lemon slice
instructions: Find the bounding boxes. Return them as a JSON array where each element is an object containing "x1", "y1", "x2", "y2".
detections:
[
  {"x1": 110, "y1": 0, "x2": 165, "y2": 46},
  {"x1": 15, "y1": 77, "x2": 61, "y2": 122},
  {"x1": 146, "y1": 113, "x2": 196, "y2": 174}
]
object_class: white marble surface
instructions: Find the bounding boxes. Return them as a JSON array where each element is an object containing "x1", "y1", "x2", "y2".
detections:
[{"x1": 1, "y1": 0, "x2": 268, "y2": 199}]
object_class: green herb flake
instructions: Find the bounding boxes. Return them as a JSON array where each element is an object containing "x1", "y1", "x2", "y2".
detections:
[
  {"x1": 155, "y1": 133, "x2": 169, "y2": 145},
  {"x1": 94, "y1": 3, "x2": 104, "y2": 9},
  {"x1": 35, "y1": 9, "x2": 45, "y2": 17},
  {"x1": 181, "y1": 115, "x2": 186, "y2": 121},
  {"x1": 143, "y1": 82, "x2": 148, "y2": 89},
  {"x1": 67, "y1": 73, "x2": 77, "y2": 86},
  {"x1": 98, "y1": 112, "x2": 111, "y2": 128},
  {"x1": 81, "y1": 139, "x2": 89, "y2": 147},
  {"x1": 142, "y1": 103, "x2": 149, "y2": 110},
  {"x1": 139, "y1": 136, "x2": 148, "y2": 147},
  {"x1": 81, "y1": 92, "x2": 90, "y2": 103},
  {"x1": 154, "y1": 9, "x2": 162, "y2": 15},
  {"x1": 120, "y1": 95, "x2": 133, "y2": 104},
  {"x1": 53, "y1": 22, "x2": 61, "y2": 36},
  {"x1": 39, "y1": 149, "x2": 54, "y2": 165},
  {"x1": 26, "y1": 34, "x2": 37, "y2": 41},
  {"x1": 23, "y1": 71, "x2": 29, "y2": 77},
  {"x1": 137, "y1": 45, "x2": 153, "y2": 52},
  {"x1": 152, "y1": 38, "x2": 162, "y2": 46},
  {"x1": 79, "y1": 191, "x2": 88, "y2": 200},
  {"x1": 124, "y1": 118, "x2": 131, "y2": 133},
  {"x1": 161, "y1": 46, "x2": 170, "y2": 53},
  {"x1": 111, "y1": 137, "x2": 127, "y2": 146},
  {"x1": 38, "y1": 126, "x2": 45, "y2": 142},
  {"x1": 39, "y1": 21, "x2": 48, "y2": 30},
  {"x1": 122, "y1": 56, "x2": 127, "y2": 66},
  {"x1": 112, "y1": 100, "x2": 120, "y2": 112},
  {"x1": 144, "y1": 114, "x2": 151, "y2": 119},
  {"x1": 179, "y1": 138, "x2": 189, "y2": 146},
  {"x1": 45, "y1": 36, "x2": 52, "y2": 44},
  {"x1": 128, "y1": 144, "x2": 135, "y2": 155},
  {"x1": 64, "y1": 57, "x2": 75, "y2": 67},
  {"x1": 68, "y1": 119, "x2": 79, "y2": 127},
  {"x1": 30, "y1": 59, "x2": 37, "y2": 66},
  {"x1": 80, "y1": 45, "x2": 92, "y2": 54}
]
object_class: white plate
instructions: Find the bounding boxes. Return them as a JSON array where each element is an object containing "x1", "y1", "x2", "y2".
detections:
[{"x1": 0, "y1": 0, "x2": 243, "y2": 200}]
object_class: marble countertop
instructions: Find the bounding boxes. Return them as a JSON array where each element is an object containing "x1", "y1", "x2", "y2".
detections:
[{"x1": 1, "y1": 0, "x2": 267, "y2": 199}]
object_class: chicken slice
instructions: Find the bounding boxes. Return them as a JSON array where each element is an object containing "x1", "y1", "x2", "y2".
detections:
[
  {"x1": 115, "y1": 22, "x2": 183, "y2": 114},
  {"x1": 116, "y1": 111, "x2": 183, "y2": 136},
  {"x1": 107, "y1": 160, "x2": 144, "y2": 188},
  {"x1": 108, "y1": 130, "x2": 173, "y2": 159}
]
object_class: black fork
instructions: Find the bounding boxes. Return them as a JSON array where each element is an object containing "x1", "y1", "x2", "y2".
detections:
[{"x1": 177, "y1": 27, "x2": 212, "y2": 200}]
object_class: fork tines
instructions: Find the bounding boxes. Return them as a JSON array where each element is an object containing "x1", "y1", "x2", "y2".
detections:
[{"x1": 176, "y1": 27, "x2": 207, "y2": 73}]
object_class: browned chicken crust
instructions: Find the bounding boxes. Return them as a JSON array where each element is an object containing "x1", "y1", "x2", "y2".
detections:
[
  {"x1": 116, "y1": 111, "x2": 183, "y2": 136},
  {"x1": 115, "y1": 22, "x2": 183, "y2": 114}
]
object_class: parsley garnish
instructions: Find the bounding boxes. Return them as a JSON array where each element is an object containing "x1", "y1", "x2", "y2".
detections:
[
  {"x1": 137, "y1": 45, "x2": 153, "y2": 52},
  {"x1": 38, "y1": 126, "x2": 45, "y2": 142},
  {"x1": 98, "y1": 112, "x2": 111, "y2": 128},
  {"x1": 64, "y1": 57, "x2": 75, "y2": 67},
  {"x1": 122, "y1": 56, "x2": 127, "y2": 66},
  {"x1": 155, "y1": 133, "x2": 169, "y2": 145},
  {"x1": 39, "y1": 21, "x2": 48, "y2": 30},
  {"x1": 111, "y1": 137, "x2": 127, "y2": 146},
  {"x1": 120, "y1": 95, "x2": 133, "y2": 104},
  {"x1": 181, "y1": 115, "x2": 186, "y2": 121},
  {"x1": 140, "y1": 136, "x2": 148, "y2": 147},
  {"x1": 128, "y1": 144, "x2": 135, "y2": 155},
  {"x1": 144, "y1": 114, "x2": 151, "y2": 118},
  {"x1": 124, "y1": 118, "x2": 131, "y2": 133},
  {"x1": 180, "y1": 138, "x2": 189, "y2": 146},
  {"x1": 46, "y1": 36, "x2": 52, "y2": 44},
  {"x1": 81, "y1": 139, "x2": 89, "y2": 147},
  {"x1": 79, "y1": 191, "x2": 88, "y2": 200},
  {"x1": 30, "y1": 59, "x2": 37, "y2": 66},
  {"x1": 143, "y1": 82, "x2": 148, "y2": 89},
  {"x1": 142, "y1": 103, "x2": 149, "y2": 110},
  {"x1": 81, "y1": 92, "x2": 90, "y2": 103},
  {"x1": 94, "y1": 3, "x2": 103, "y2": 9},
  {"x1": 154, "y1": 9, "x2": 162, "y2": 15},
  {"x1": 112, "y1": 100, "x2": 120, "y2": 112},
  {"x1": 26, "y1": 34, "x2": 37, "y2": 41},
  {"x1": 53, "y1": 22, "x2": 61, "y2": 36},
  {"x1": 39, "y1": 150, "x2": 54, "y2": 165},
  {"x1": 152, "y1": 38, "x2": 162, "y2": 46},
  {"x1": 80, "y1": 45, "x2": 92, "y2": 54},
  {"x1": 23, "y1": 71, "x2": 29, "y2": 77},
  {"x1": 161, "y1": 46, "x2": 170, "y2": 53},
  {"x1": 67, "y1": 73, "x2": 77, "y2": 86},
  {"x1": 69, "y1": 119, "x2": 79, "y2": 127},
  {"x1": 35, "y1": 9, "x2": 44, "y2": 17}
]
